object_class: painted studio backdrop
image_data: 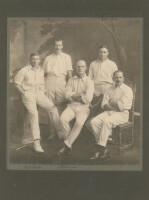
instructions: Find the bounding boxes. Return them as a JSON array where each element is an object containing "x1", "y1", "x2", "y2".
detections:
[{"x1": 8, "y1": 18, "x2": 142, "y2": 167}]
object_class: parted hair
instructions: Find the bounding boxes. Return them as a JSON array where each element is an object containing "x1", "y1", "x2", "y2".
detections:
[{"x1": 30, "y1": 53, "x2": 40, "y2": 58}]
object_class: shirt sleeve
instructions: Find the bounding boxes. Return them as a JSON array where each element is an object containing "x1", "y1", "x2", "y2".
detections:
[
  {"x1": 88, "y1": 63, "x2": 93, "y2": 80},
  {"x1": 14, "y1": 68, "x2": 25, "y2": 86},
  {"x1": 81, "y1": 79, "x2": 94, "y2": 104},
  {"x1": 66, "y1": 55, "x2": 73, "y2": 71},
  {"x1": 112, "y1": 61, "x2": 118, "y2": 74},
  {"x1": 118, "y1": 87, "x2": 133, "y2": 111},
  {"x1": 65, "y1": 78, "x2": 75, "y2": 100},
  {"x1": 39, "y1": 70, "x2": 46, "y2": 91},
  {"x1": 42, "y1": 57, "x2": 49, "y2": 73},
  {"x1": 101, "y1": 90, "x2": 110, "y2": 109}
]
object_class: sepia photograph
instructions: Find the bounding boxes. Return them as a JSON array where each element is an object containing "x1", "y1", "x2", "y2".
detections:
[{"x1": 7, "y1": 17, "x2": 142, "y2": 170}]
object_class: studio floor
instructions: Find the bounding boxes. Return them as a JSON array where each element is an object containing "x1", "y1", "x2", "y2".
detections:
[{"x1": 8, "y1": 116, "x2": 141, "y2": 169}]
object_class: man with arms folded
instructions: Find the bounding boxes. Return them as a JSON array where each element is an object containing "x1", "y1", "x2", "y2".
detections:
[
  {"x1": 43, "y1": 38, "x2": 73, "y2": 139},
  {"x1": 58, "y1": 60, "x2": 94, "y2": 156},
  {"x1": 14, "y1": 53, "x2": 60, "y2": 153},
  {"x1": 87, "y1": 70, "x2": 133, "y2": 160}
]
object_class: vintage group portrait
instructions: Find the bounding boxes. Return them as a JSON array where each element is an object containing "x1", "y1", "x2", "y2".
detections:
[{"x1": 7, "y1": 17, "x2": 142, "y2": 170}]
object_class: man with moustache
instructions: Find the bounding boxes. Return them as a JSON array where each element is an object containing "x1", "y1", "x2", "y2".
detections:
[
  {"x1": 43, "y1": 38, "x2": 73, "y2": 139},
  {"x1": 88, "y1": 71, "x2": 133, "y2": 160},
  {"x1": 58, "y1": 60, "x2": 94, "y2": 156}
]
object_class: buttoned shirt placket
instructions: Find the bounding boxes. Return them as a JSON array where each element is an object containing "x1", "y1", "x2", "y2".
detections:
[{"x1": 32, "y1": 67, "x2": 39, "y2": 99}]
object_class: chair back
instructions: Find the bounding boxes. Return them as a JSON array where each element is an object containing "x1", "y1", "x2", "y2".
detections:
[{"x1": 124, "y1": 77, "x2": 136, "y2": 123}]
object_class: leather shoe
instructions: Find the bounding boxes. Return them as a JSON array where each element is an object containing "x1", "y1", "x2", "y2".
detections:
[
  {"x1": 33, "y1": 140, "x2": 44, "y2": 153},
  {"x1": 90, "y1": 151, "x2": 100, "y2": 160},
  {"x1": 90, "y1": 148, "x2": 107, "y2": 160},
  {"x1": 57, "y1": 145, "x2": 72, "y2": 156},
  {"x1": 100, "y1": 148, "x2": 107, "y2": 159}
]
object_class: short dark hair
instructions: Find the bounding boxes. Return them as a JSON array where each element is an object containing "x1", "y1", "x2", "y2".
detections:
[
  {"x1": 30, "y1": 53, "x2": 40, "y2": 59},
  {"x1": 113, "y1": 70, "x2": 124, "y2": 77},
  {"x1": 54, "y1": 38, "x2": 63, "y2": 43},
  {"x1": 98, "y1": 45, "x2": 109, "y2": 51}
]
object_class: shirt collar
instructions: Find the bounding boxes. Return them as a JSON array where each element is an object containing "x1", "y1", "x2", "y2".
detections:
[
  {"x1": 97, "y1": 58, "x2": 109, "y2": 63},
  {"x1": 74, "y1": 74, "x2": 87, "y2": 81},
  {"x1": 28, "y1": 64, "x2": 41, "y2": 70},
  {"x1": 114, "y1": 82, "x2": 124, "y2": 89},
  {"x1": 53, "y1": 52, "x2": 63, "y2": 57}
]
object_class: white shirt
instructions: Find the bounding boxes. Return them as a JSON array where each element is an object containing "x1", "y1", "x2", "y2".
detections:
[
  {"x1": 89, "y1": 58, "x2": 118, "y2": 84},
  {"x1": 43, "y1": 52, "x2": 72, "y2": 77},
  {"x1": 101, "y1": 83, "x2": 133, "y2": 112},
  {"x1": 65, "y1": 75, "x2": 94, "y2": 109},
  {"x1": 14, "y1": 65, "x2": 45, "y2": 91}
]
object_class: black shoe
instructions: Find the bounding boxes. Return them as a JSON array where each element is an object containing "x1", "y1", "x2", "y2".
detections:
[
  {"x1": 90, "y1": 148, "x2": 107, "y2": 160},
  {"x1": 100, "y1": 148, "x2": 107, "y2": 159},
  {"x1": 57, "y1": 144, "x2": 72, "y2": 156},
  {"x1": 90, "y1": 151, "x2": 100, "y2": 160}
]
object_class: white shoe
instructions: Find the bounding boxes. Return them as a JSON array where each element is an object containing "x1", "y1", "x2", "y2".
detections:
[{"x1": 33, "y1": 140, "x2": 44, "y2": 153}]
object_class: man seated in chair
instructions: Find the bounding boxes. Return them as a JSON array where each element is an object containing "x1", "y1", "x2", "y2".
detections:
[
  {"x1": 86, "y1": 70, "x2": 133, "y2": 160},
  {"x1": 14, "y1": 53, "x2": 60, "y2": 153},
  {"x1": 58, "y1": 60, "x2": 94, "y2": 156}
]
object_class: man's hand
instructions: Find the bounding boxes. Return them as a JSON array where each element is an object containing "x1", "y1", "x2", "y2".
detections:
[
  {"x1": 103, "y1": 103, "x2": 119, "y2": 112},
  {"x1": 71, "y1": 93, "x2": 82, "y2": 101},
  {"x1": 109, "y1": 99, "x2": 119, "y2": 110}
]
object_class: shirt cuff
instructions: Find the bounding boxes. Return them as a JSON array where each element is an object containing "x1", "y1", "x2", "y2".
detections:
[
  {"x1": 81, "y1": 96, "x2": 88, "y2": 104},
  {"x1": 14, "y1": 80, "x2": 22, "y2": 86},
  {"x1": 67, "y1": 92, "x2": 75, "y2": 101},
  {"x1": 118, "y1": 100, "x2": 124, "y2": 111}
]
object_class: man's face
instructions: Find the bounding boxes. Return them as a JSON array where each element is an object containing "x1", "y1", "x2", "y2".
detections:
[
  {"x1": 98, "y1": 48, "x2": 109, "y2": 61},
  {"x1": 54, "y1": 41, "x2": 63, "y2": 53},
  {"x1": 30, "y1": 56, "x2": 40, "y2": 67},
  {"x1": 114, "y1": 72, "x2": 124, "y2": 87},
  {"x1": 76, "y1": 61, "x2": 87, "y2": 76}
]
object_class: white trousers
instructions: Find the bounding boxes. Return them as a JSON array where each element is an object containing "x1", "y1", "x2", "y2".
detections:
[
  {"x1": 94, "y1": 83, "x2": 112, "y2": 96},
  {"x1": 45, "y1": 76, "x2": 66, "y2": 105},
  {"x1": 90, "y1": 111, "x2": 129, "y2": 147},
  {"x1": 21, "y1": 90, "x2": 60, "y2": 140},
  {"x1": 60, "y1": 106, "x2": 90, "y2": 148}
]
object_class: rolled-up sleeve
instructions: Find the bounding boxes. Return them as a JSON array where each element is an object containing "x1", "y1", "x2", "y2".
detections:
[
  {"x1": 101, "y1": 92, "x2": 110, "y2": 109},
  {"x1": 14, "y1": 68, "x2": 25, "y2": 86},
  {"x1": 65, "y1": 78, "x2": 75, "y2": 100},
  {"x1": 112, "y1": 62, "x2": 118, "y2": 73},
  {"x1": 81, "y1": 80, "x2": 94, "y2": 104},
  {"x1": 42, "y1": 57, "x2": 49, "y2": 73},
  {"x1": 88, "y1": 63, "x2": 93, "y2": 80},
  {"x1": 118, "y1": 87, "x2": 133, "y2": 111},
  {"x1": 66, "y1": 55, "x2": 73, "y2": 71}
]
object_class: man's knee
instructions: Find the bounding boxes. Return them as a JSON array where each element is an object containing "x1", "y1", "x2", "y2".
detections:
[
  {"x1": 75, "y1": 118, "x2": 86, "y2": 127},
  {"x1": 102, "y1": 119, "x2": 112, "y2": 128},
  {"x1": 60, "y1": 114, "x2": 68, "y2": 124},
  {"x1": 90, "y1": 117, "x2": 97, "y2": 127}
]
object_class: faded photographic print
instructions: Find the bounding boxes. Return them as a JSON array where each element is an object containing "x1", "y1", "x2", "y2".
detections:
[{"x1": 7, "y1": 18, "x2": 142, "y2": 170}]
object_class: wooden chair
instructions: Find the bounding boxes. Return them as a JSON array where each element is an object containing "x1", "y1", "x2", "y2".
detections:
[{"x1": 109, "y1": 78, "x2": 136, "y2": 154}]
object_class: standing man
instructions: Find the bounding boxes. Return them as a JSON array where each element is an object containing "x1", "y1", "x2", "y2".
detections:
[
  {"x1": 88, "y1": 45, "x2": 118, "y2": 116},
  {"x1": 14, "y1": 53, "x2": 60, "y2": 153},
  {"x1": 89, "y1": 45, "x2": 118, "y2": 96},
  {"x1": 88, "y1": 71, "x2": 133, "y2": 160},
  {"x1": 58, "y1": 60, "x2": 94, "y2": 156},
  {"x1": 43, "y1": 38, "x2": 73, "y2": 139}
]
